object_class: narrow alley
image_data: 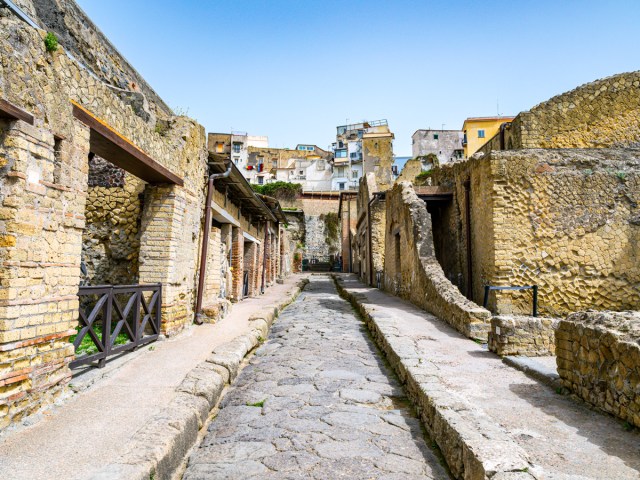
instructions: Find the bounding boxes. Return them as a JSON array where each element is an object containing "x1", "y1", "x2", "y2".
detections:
[{"x1": 183, "y1": 276, "x2": 449, "y2": 479}]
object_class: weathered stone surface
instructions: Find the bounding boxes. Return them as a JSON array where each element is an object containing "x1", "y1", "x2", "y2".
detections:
[
  {"x1": 489, "y1": 315, "x2": 559, "y2": 357},
  {"x1": 184, "y1": 276, "x2": 448, "y2": 479},
  {"x1": 382, "y1": 182, "x2": 491, "y2": 340},
  {"x1": 556, "y1": 310, "x2": 640, "y2": 427}
]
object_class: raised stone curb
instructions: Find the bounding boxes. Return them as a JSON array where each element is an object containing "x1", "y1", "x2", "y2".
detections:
[
  {"x1": 502, "y1": 356, "x2": 562, "y2": 391},
  {"x1": 87, "y1": 278, "x2": 308, "y2": 480},
  {"x1": 333, "y1": 275, "x2": 535, "y2": 480}
]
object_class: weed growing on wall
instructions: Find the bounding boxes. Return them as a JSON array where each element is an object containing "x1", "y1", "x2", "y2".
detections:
[
  {"x1": 251, "y1": 181, "x2": 302, "y2": 201},
  {"x1": 44, "y1": 32, "x2": 58, "y2": 52}
]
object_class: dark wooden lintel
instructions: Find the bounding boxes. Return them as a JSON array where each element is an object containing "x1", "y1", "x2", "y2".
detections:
[
  {"x1": 71, "y1": 101, "x2": 183, "y2": 186},
  {"x1": 0, "y1": 98, "x2": 35, "y2": 125}
]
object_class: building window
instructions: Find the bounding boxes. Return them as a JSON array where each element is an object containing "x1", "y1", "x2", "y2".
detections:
[
  {"x1": 335, "y1": 166, "x2": 344, "y2": 176},
  {"x1": 478, "y1": 130, "x2": 485, "y2": 139},
  {"x1": 215, "y1": 142, "x2": 224, "y2": 153},
  {"x1": 338, "y1": 182, "x2": 345, "y2": 191},
  {"x1": 299, "y1": 170, "x2": 304, "y2": 175},
  {"x1": 233, "y1": 157, "x2": 239, "y2": 165},
  {"x1": 232, "y1": 143, "x2": 241, "y2": 153},
  {"x1": 433, "y1": 134, "x2": 439, "y2": 140},
  {"x1": 335, "y1": 149, "x2": 347, "y2": 158},
  {"x1": 258, "y1": 176, "x2": 264, "y2": 184},
  {"x1": 352, "y1": 170, "x2": 358, "y2": 179}
]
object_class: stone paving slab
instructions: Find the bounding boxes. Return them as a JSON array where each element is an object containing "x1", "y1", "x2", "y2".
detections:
[
  {"x1": 336, "y1": 274, "x2": 640, "y2": 480},
  {"x1": 183, "y1": 275, "x2": 450, "y2": 480},
  {"x1": 0, "y1": 275, "x2": 306, "y2": 480}
]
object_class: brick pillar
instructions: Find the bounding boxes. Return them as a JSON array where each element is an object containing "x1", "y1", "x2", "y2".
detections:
[
  {"x1": 0, "y1": 119, "x2": 89, "y2": 430},
  {"x1": 229, "y1": 227, "x2": 244, "y2": 302},
  {"x1": 254, "y1": 240, "x2": 263, "y2": 294},
  {"x1": 138, "y1": 182, "x2": 203, "y2": 336},
  {"x1": 264, "y1": 227, "x2": 272, "y2": 287},
  {"x1": 243, "y1": 241, "x2": 258, "y2": 297}
]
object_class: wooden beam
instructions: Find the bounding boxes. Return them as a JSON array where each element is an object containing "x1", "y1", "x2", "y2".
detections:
[
  {"x1": 0, "y1": 98, "x2": 34, "y2": 125},
  {"x1": 71, "y1": 101, "x2": 183, "y2": 186}
]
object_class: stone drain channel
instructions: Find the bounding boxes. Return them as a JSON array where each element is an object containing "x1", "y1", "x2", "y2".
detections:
[{"x1": 182, "y1": 275, "x2": 450, "y2": 479}]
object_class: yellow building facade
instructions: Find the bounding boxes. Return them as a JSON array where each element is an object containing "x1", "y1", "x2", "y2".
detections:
[{"x1": 462, "y1": 116, "x2": 514, "y2": 157}]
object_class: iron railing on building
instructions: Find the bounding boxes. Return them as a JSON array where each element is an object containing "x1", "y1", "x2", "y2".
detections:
[{"x1": 71, "y1": 284, "x2": 162, "y2": 369}]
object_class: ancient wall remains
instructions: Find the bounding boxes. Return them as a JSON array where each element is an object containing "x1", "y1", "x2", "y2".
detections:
[
  {"x1": 383, "y1": 182, "x2": 491, "y2": 339},
  {"x1": 556, "y1": 311, "x2": 640, "y2": 427},
  {"x1": 432, "y1": 149, "x2": 640, "y2": 317},
  {"x1": 0, "y1": 6, "x2": 208, "y2": 427},
  {"x1": 480, "y1": 71, "x2": 640, "y2": 153},
  {"x1": 354, "y1": 173, "x2": 385, "y2": 284},
  {"x1": 488, "y1": 315, "x2": 558, "y2": 357},
  {"x1": 20, "y1": 0, "x2": 173, "y2": 122},
  {"x1": 396, "y1": 158, "x2": 422, "y2": 184},
  {"x1": 82, "y1": 170, "x2": 144, "y2": 285}
]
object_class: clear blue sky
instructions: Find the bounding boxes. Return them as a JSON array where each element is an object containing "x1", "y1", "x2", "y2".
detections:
[{"x1": 77, "y1": 0, "x2": 639, "y2": 156}]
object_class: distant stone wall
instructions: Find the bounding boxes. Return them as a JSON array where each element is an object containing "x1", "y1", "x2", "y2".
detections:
[
  {"x1": 383, "y1": 182, "x2": 491, "y2": 339},
  {"x1": 489, "y1": 315, "x2": 558, "y2": 356},
  {"x1": 82, "y1": 172, "x2": 144, "y2": 285},
  {"x1": 480, "y1": 71, "x2": 640, "y2": 153},
  {"x1": 556, "y1": 311, "x2": 640, "y2": 427},
  {"x1": 397, "y1": 158, "x2": 422, "y2": 183},
  {"x1": 432, "y1": 148, "x2": 640, "y2": 317}
]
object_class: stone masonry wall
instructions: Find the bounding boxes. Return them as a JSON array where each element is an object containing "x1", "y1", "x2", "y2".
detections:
[
  {"x1": 556, "y1": 311, "x2": 640, "y2": 427},
  {"x1": 432, "y1": 149, "x2": 640, "y2": 317},
  {"x1": 480, "y1": 71, "x2": 640, "y2": 153},
  {"x1": 383, "y1": 182, "x2": 491, "y2": 339},
  {"x1": 82, "y1": 172, "x2": 144, "y2": 285},
  {"x1": 0, "y1": 10, "x2": 208, "y2": 427},
  {"x1": 488, "y1": 315, "x2": 559, "y2": 357}
]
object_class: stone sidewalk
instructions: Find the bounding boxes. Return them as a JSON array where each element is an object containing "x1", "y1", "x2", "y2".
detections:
[
  {"x1": 0, "y1": 274, "x2": 306, "y2": 480},
  {"x1": 336, "y1": 274, "x2": 640, "y2": 479},
  {"x1": 184, "y1": 275, "x2": 449, "y2": 479}
]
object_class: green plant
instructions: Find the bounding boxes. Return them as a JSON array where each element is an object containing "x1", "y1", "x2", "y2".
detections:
[
  {"x1": 247, "y1": 399, "x2": 265, "y2": 408},
  {"x1": 616, "y1": 171, "x2": 627, "y2": 181},
  {"x1": 623, "y1": 421, "x2": 633, "y2": 432},
  {"x1": 252, "y1": 181, "x2": 302, "y2": 201},
  {"x1": 69, "y1": 324, "x2": 129, "y2": 356},
  {"x1": 44, "y1": 32, "x2": 58, "y2": 52},
  {"x1": 322, "y1": 212, "x2": 340, "y2": 245}
]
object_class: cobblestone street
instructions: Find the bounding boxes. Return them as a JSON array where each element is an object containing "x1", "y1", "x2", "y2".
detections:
[{"x1": 184, "y1": 276, "x2": 449, "y2": 479}]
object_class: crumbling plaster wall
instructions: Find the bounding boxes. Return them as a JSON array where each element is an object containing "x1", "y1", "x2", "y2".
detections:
[
  {"x1": 363, "y1": 136, "x2": 394, "y2": 187},
  {"x1": 383, "y1": 182, "x2": 491, "y2": 339},
  {"x1": 432, "y1": 149, "x2": 640, "y2": 317}
]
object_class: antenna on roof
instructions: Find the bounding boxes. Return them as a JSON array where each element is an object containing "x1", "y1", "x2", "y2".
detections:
[{"x1": 497, "y1": 98, "x2": 500, "y2": 117}]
